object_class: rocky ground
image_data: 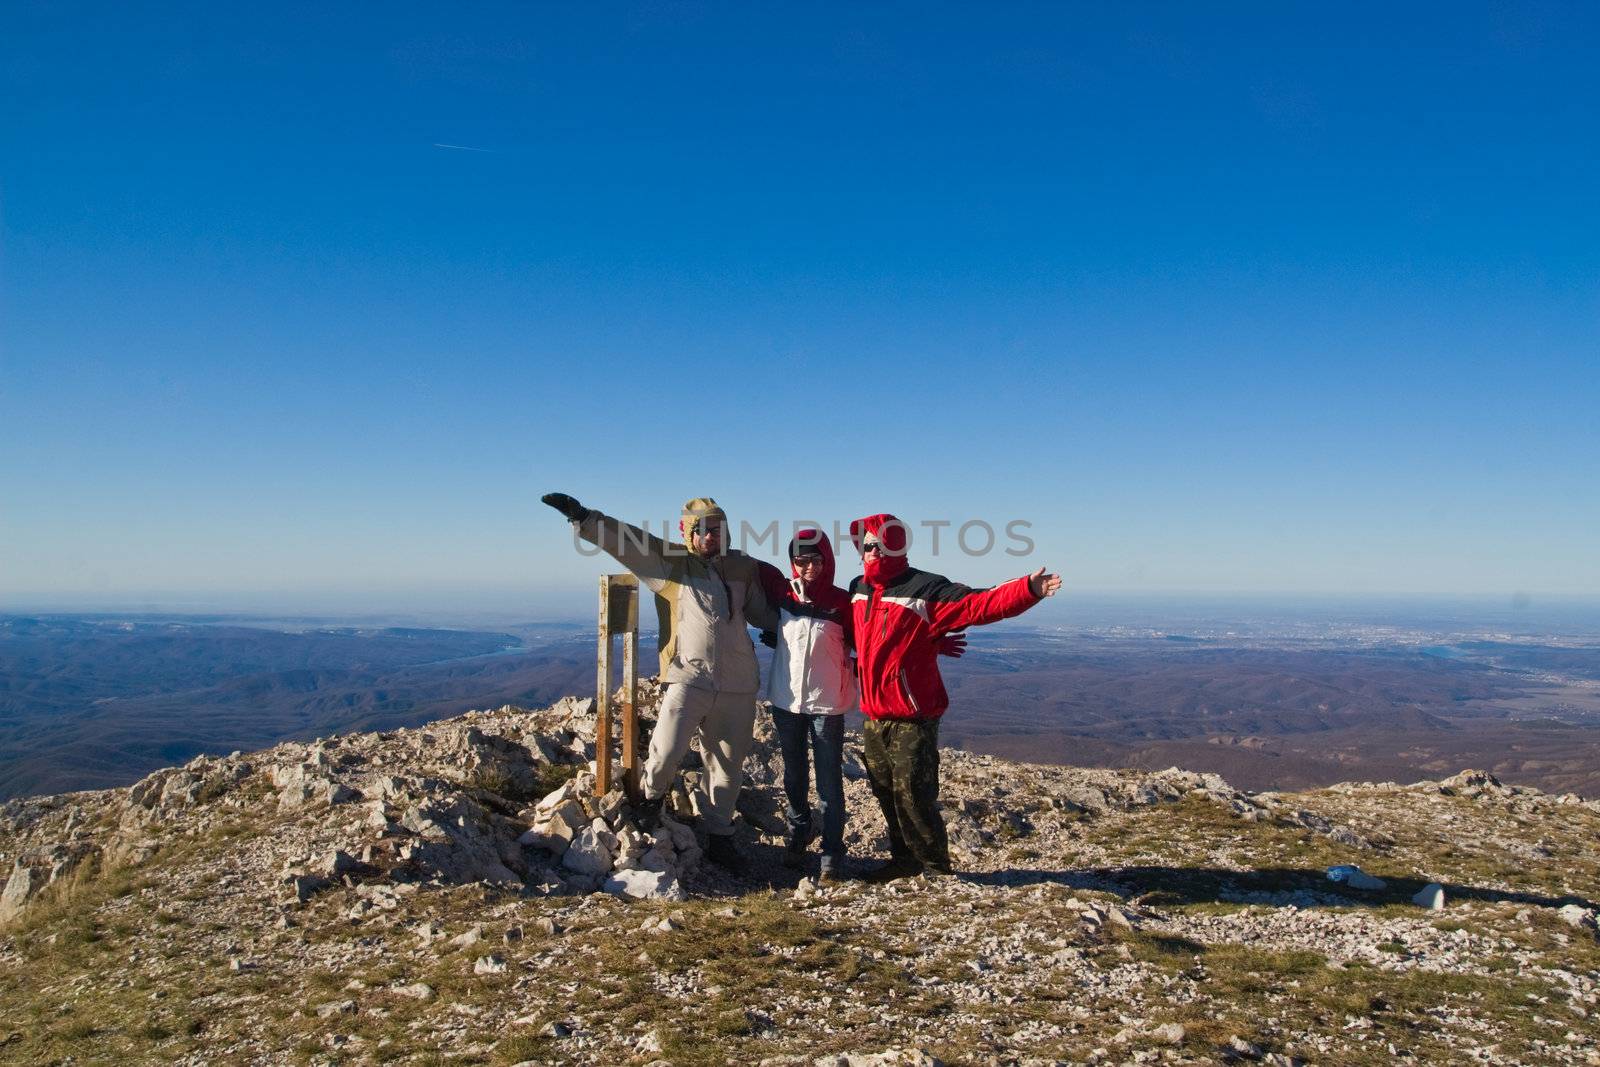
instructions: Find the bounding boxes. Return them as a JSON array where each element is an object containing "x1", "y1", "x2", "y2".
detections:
[{"x1": 2, "y1": 685, "x2": 1599, "y2": 1066}]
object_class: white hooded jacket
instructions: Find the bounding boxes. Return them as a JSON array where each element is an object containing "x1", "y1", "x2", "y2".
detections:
[{"x1": 765, "y1": 575, "x2": 858, "y2": 716}]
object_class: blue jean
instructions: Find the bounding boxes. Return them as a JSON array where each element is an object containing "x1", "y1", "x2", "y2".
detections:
[{"x1": 769, "y1": 707, "x2": 846, "y2": 857}]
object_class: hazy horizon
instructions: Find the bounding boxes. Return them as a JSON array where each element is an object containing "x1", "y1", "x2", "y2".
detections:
[{"x1": 9, "y1": 588, "x2": 1600, "y2": 640}]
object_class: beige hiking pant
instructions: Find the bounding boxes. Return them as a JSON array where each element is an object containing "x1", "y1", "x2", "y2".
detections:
[{"x1": 640, "y1": 683, "x2": 757, "y2": 837}]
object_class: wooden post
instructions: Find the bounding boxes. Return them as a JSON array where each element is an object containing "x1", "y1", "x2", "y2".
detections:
[
  {"x1": 596, "y1": 575, "x2": 614, "y2": 797},
  {"x1": 596, "y1": 574, "x2": 640, "y2": 799},
  {"x1": 621, "y1": 598, "x2": 640, "y2": 800}
]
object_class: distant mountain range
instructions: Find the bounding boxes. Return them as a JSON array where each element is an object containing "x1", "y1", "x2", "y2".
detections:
[
  {"x1": 935, "y1": 635, "x2": 1600, "y2": 794},
  {"x1": 3, "y1": 613, "x2": 1599, "y2": 800},
  {"x1": 0, "y1": 617, "x2": 595, "y2": 799}
]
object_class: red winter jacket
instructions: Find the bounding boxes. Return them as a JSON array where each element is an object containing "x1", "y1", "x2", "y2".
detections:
[{"x1": 848, "y1": 513, "x2": 1041, "y2": 722}]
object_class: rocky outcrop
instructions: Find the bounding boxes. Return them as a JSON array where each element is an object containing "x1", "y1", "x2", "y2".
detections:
[
  {"x1": 0, "y1": 841, "x2": 96, "y2": 923},
  {"x1": 4, "y1": 689, "x2": 1580, "y2": 928},
  {"x1": 2, "y1": 684, "x2": 1598, "y2": 1066}
]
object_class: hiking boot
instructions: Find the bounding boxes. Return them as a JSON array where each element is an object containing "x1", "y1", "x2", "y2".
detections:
[
  {"x1": 632, "y1": 795, "x2": 665, "y2": 833},
  {"x1": 921, "y1": 863, "x2": 956, "y2": 879},
  {"x1": 705, "y1": 833, "x2": 748, "y2": 875},
  {"x1": 818, "y1": 853, "x2": 843, "y2": 883},
  {"x1": 859, "y1": 857, "x2": 921, "y2": 884},
  {"x1": 781, "y1": 828, "x2": 814, "y2": 870}
]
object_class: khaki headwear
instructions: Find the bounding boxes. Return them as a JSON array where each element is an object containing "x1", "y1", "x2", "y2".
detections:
[{"x1": 680, "y1": 497, "x2": 728, "y2": 555}]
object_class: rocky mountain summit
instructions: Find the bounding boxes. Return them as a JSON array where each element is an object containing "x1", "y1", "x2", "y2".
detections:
[{"x1": 2, "y1": 685, "x2": 1598, "y2": 1066}]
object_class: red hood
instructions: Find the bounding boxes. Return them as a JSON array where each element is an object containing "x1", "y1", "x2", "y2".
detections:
[
  {"x1": 789, "y1": 528, "x2": 850, "y2": 612},
  {"x1": 850, "y1": 513, "x2": 910, "y2": 588}
]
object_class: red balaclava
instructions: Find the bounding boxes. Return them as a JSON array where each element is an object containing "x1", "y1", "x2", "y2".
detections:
[
  {"x1": 849, "y1": 513, "x2": 910, "y2": 589},
  {"x1": 789, "y1": 528, "x2": 850, "y2": 612}
]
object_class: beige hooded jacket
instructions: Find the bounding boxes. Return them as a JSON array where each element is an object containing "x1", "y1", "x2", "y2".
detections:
[{"x1": 574, "y1": 502, "x2": 778, "y2": 693}]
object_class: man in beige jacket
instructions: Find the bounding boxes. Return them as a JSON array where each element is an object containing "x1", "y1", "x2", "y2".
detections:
[{"x1": 542, "y1": 492, "x2": 778, "y2": 873}]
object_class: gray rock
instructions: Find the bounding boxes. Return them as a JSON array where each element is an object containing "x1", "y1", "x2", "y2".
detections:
[
  {"x1": 0, "y1": 863, "x2": 45, "y2": 923},
  {"x1": 1148, "y1": 1022, "x2": 1185, "y2": 1045},
  {"x1": 1325, "y1": 864, "x2": 1386, "y2": 890},
  {"x1": 323, "y1": 781, "x2": 360, "y2": 805},
  {"x1": 1223, "y1": 1036, "x2": 1264, "y2": 1060},
  {"x1": 603, "y1": 868, "x2": 685, "y2": 901},
  {"x1": 519, "y1": 798, "x2": 586, "y2": 853},
  {"x1": 816, "y1": 1051, "x2": 945, "y2": 1067},
  {"x1": 285, "y1": 873, "x2": 330, "y2": 903},
  {"x1": 313, "y1": 849, "x2": 362, "y2": 877},
  {"x1": 449, "y1": 924, "x2": 485, "y2": 949},
  {"x1": 1412, "y1": 883, "x2": 1446, "y2": 910},
  {"x1": 562, "y1": 820, "x2": 616, "y2": 876}
]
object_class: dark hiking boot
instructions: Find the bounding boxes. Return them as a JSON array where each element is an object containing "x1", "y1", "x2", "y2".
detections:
[
  {"x1": 781, "y1": 828, "x2": 814, "y2": 870},
  {"x1": 705, "y1": 833, "x2": 748, "y2": 875},
  {"x1": 859, "y1": 857, "x2": 921, "y2": 884},
  {"x1": 632, "y1": 795, "x2": 665, "y2": 833}
]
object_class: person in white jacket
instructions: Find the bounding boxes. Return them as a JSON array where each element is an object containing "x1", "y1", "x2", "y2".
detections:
[{"x1": 760, "y1": 529, "x2": 857, "y2": 880}]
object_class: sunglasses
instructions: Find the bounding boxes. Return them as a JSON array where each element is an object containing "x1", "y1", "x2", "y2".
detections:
[
  {"x1": 861, "y1": 540, "x2": 887, "y2": 555},
  {"x1": 793, "y1": 555, "x2": 825, "y2": 567}
]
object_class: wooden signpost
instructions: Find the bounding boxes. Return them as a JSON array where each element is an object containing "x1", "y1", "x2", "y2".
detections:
[{"x1": 595, "y1": 573, "x2": 640, "y2": 799}]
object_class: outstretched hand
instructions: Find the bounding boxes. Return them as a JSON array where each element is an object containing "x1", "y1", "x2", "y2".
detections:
[
  {"x1": 936, "y1": 630, "x2": 968, "y2": 658},
  {"x1": 1028, "y1": 568, "x2": 1063, "y2": 598},
  {"x1": 541, "y1": 492, "x2": 590, "y2": 522}
]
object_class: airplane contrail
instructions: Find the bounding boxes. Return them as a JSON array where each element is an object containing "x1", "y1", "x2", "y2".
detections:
[{"x1": 433, "y1": 143, "x2": 494, "y2": 153}]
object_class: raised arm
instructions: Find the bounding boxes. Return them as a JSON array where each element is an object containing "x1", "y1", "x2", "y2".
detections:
[
  {"x1": 925, "y1": 568, "x2": 1059, "y2": 633},
  {"x1": 542, "y1": 492, "x2": 676, "y2": 592}
]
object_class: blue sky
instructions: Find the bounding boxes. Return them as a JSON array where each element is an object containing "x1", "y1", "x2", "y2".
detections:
[{"x1": 2, "y1": 2, "x2": 1597, "y2": 616}]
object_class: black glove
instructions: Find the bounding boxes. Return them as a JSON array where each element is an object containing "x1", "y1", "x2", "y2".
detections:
[
  {"x1": 759, "y1": 631, "x2": 778, "y2": 649},
  {"x1": 541, "y1": 492, "x2": 591, "y2": 522}
]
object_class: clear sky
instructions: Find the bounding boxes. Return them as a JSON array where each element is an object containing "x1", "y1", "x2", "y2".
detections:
[{"x1": 3, "y1": 2, "x2": 1597, "y2": 617}]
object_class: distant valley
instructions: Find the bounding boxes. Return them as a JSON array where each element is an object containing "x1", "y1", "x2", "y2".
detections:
[
  {"x1": 0, "y1": 617, "x2": 595, "y2": 799},
  {"x1": 936, "y1": 633, "x2": 1600, "y2": 795},
  {"x1": 3, "y1": 607, "x2": 1600, "y2": 800}
]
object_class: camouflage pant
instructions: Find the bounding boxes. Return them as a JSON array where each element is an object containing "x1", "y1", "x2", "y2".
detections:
[{"x1": 861, "y1": 718, "x2": 950, "y2": 872}]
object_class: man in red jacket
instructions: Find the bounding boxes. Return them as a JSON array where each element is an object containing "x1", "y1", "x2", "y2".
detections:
[{"x1": 848, "y1": 513, "x2": 1062, "y2": 880}]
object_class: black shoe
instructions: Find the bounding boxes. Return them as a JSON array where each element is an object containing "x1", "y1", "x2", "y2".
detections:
[
  {"x1": 632, "y1": 796, "x2": 664, "y2": 833},
  {"x1": 705, "y1": 833, "x2": 748, "y2": 875},
  {"x1": 859, "y1": 857, "x2": 921, "y2": 884},
  {"x1": 781, "y1": 828, "x2": 814, "y2": 870}
]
